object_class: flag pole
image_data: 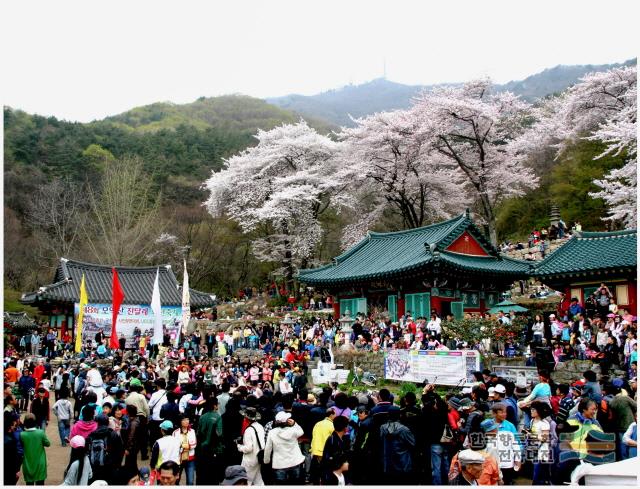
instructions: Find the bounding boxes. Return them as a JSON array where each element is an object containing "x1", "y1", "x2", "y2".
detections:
[{"x1": 75, "y1": 274, "x2": 88, "y2": 353}]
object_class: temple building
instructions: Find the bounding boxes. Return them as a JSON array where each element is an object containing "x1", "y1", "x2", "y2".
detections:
[
  {"x1": 20, "y1": 258, "x2": 216, "y2": 344},
  {"x1": 298, "y1": 211, "x2": 532, "y2": 321},
  {"x1": 534, "y1": 229, "x2": 637, "y2": 315}
]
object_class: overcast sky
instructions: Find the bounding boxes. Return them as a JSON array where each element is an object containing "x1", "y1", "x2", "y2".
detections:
[{"x1": 2, "y1": 0, "x2": 637, "y2": 122}]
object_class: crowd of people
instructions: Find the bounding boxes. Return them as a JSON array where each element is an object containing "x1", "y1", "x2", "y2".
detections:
[{"x1": 2, "y1": 282, "x2": 638, "y2": 486}]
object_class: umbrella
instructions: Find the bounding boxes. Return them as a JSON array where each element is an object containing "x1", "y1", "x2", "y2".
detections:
[{"x1": 488, "y1": 300, "x2": 529, "y2": 315}]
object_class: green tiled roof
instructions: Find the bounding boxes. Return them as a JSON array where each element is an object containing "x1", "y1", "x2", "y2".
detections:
[
  {"x1": 534, "y1": 229, "x2": 637, "y2": 278},
  {"x1": 437, "y1": 251, "x2": 531, "y2": 274},
  {"x1": 298, "y1": 213, "x2": 530, "y2": 285},
  {"x1": 21, "y1": 258, "x2": 216, "y2": 307}
]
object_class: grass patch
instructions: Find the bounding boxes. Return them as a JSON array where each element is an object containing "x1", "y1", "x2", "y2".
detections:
[{"x1": 4, "y1": 288, "x2": 41, "y2": 317}]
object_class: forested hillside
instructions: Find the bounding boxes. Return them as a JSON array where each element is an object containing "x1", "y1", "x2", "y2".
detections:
[
  {"x1": 4, "y1": 63, "x2": 633, "y2": 299},
  {"x1": 3, "y1": 98, "x2": 340, "y2": 297}
]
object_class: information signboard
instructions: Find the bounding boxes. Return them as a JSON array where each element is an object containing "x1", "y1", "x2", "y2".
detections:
[
  {"x1": 384, "y1": 349, "x2": 480, "y2": 386},
  {"x1": 492, "y1": 365, "x2": 539, "y2": 387}
]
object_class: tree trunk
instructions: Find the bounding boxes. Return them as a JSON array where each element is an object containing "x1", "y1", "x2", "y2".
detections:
[
  {"x1": 479, "y1": 191, "x2": 497, "y2": 246},
  {"x1": 281, "y1": 221, "x2": 295, "y2": 296}
]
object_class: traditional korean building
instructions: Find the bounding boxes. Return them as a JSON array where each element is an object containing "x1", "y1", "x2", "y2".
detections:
[
  {"x1": 534, "y1": 229, "x2": 637, "y2": 315},
  {"x1": 298, "y1": 211, "x2": 531, "y2": 321},
  {"x1": 20, "y1": 258, "x2": 216, "y2": 343}
]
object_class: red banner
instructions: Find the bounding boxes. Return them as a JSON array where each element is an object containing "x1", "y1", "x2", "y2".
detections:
[{"x1": 110, "y1": 267, "x2": 125, "y2": 349}]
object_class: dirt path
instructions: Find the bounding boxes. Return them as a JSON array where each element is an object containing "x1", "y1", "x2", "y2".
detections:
[{"x1": 16, "y1": 400, "x2": 147, "y2": 486}]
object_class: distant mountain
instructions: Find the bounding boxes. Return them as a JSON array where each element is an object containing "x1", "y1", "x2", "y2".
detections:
[
  {"x1": 267, "y1": 59, "x2": 637, "y2": 127},
  {"x1": 103, "y1": 94, "x2": 336, "y2": 134},
  {"x1": 499, "y1": 58, "x2": 637, "y2": 101},
  {"x1": 266, "y1": 78, "x2": 431, "y2": 128}
]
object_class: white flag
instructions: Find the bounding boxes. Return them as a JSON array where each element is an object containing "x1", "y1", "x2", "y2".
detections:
[
  {"x1": 181, "y1": 259, "x2": 191, "y2": 340},
  {"x1": 151, "y1": 268, "x2": 163, "y2": 345}
]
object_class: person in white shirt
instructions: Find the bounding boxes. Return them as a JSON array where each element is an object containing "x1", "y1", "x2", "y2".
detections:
[
  {"x1": 86, "y1": 364, "x2": 107, "y2": 406},
  {"x1": 264, "y1": 412, "x2": 305, "y2": 484},
  {"x1": 532, "y1": 315, "x2": 545, "y2": 344},
  {"x1": 150, "y1": 420, "x2": 182, "y2": 470},
  {"x1": 148, "y1": 379, "x2": 169, "y2": 445},
  {"x1": 178, "y1": 366, "x2": 191, "y2": 385},
  {"x1": 481, "y1": 419, "x2": 521, "y2": 485},
  {"x1": 279, "y1": 375, "x2": 293, "y2": 395},
  {"x1": 427, "y1": 313, "x2": 442, "y2": 337},
  {"x1": 237, "y1": 407, "x2": 265, "y2": 485}
]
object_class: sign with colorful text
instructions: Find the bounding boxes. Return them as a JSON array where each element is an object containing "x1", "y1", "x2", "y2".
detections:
[
  {"x1": 384, "y1": 349, "x2": 480, "y2": 386},
  {"x1": 74, "y1": 303, "x2": 182, "y2": 348}
]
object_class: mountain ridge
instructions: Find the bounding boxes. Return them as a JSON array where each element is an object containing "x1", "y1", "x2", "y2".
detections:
[{"x1": 267, "y1": 58, "x2": 637, "y2": 126}]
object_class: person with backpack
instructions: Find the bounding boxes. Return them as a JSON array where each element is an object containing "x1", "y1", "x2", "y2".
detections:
[
  {"x1": 160, "y1": 390, "x2": 182, "y2": 430},
  {"x1": 63, "y1": 436, "x2": 93, "y2": 485},
  {"x1": 86, "y1": 414, "x2": 123, "y2": 484},
  {"x1": 236, "y1": 407, "x2": 265, "y2": 486}
]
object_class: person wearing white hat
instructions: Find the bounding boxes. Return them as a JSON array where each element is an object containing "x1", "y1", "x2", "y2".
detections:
[
  {"x1": 549, "y1": 314, "x2": 563, "y2": 339},
  {"x1": 264, "y1": 411, "x2": 305, "y2": 484},
  {"x1": 449, "y1": 449, "x2": 485, "y2": 485}
]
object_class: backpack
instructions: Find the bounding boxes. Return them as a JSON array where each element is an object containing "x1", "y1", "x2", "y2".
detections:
[{"x1": 89, "y1": 435, "x2": 108, "y2": 467}]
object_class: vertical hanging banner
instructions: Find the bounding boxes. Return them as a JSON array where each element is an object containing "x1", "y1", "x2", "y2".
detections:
[
  {"x1": 151, "y1": 268, "x2": 164, "y2": 345},
  {"x1": 75, "y1": 274, "x2": 89, "y2": 353},
  {"x1": 181, "y1": 259, "x2": 190, "y2": 343},
  {"x1": 110, "y1": 267, "x2": 125, "y2": 349}
]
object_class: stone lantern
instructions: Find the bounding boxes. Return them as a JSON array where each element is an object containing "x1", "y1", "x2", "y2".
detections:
[{"x1": 339, "y1": 309, "x2": 355, "y2": 349}]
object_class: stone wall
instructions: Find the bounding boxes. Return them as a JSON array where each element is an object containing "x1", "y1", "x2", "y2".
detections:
[
  {"x1": 493, "y1": 357, "x2": 626, "y2": 385},
  {"x1": 492, "y1": 357, "x2": 528, "y2": 367},
  {"x1": 332, "y1": 350, "x2": 385, "y2": 378},
  {"x1": 551, "y1": 359, "x2": 600, "y2": 384},
  {"x1": 503, "y1": 238, "x2": 568, "y2": 261}
]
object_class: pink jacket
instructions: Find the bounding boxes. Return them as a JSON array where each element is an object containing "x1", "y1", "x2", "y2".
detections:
[{"x1": 70, "y1": 420, "x2": 98, "y2": 440}]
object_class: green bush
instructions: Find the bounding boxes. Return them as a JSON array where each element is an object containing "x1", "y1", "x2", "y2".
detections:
[
  {"x1": 398, "y1": 382, "x2": 419, "y2": 404},
  {"x1": 267, "y1": 296, "x2": 289, "y2": 308}
]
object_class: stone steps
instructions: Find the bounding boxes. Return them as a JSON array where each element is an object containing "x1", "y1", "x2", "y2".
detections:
[{"x1": 502, "y1": 238, "x2": 570, "y2": 262}]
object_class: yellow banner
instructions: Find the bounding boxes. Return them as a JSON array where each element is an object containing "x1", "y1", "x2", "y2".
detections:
[{"x1": 75, "y1": 274, "x2": 88, "y2": 353}]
